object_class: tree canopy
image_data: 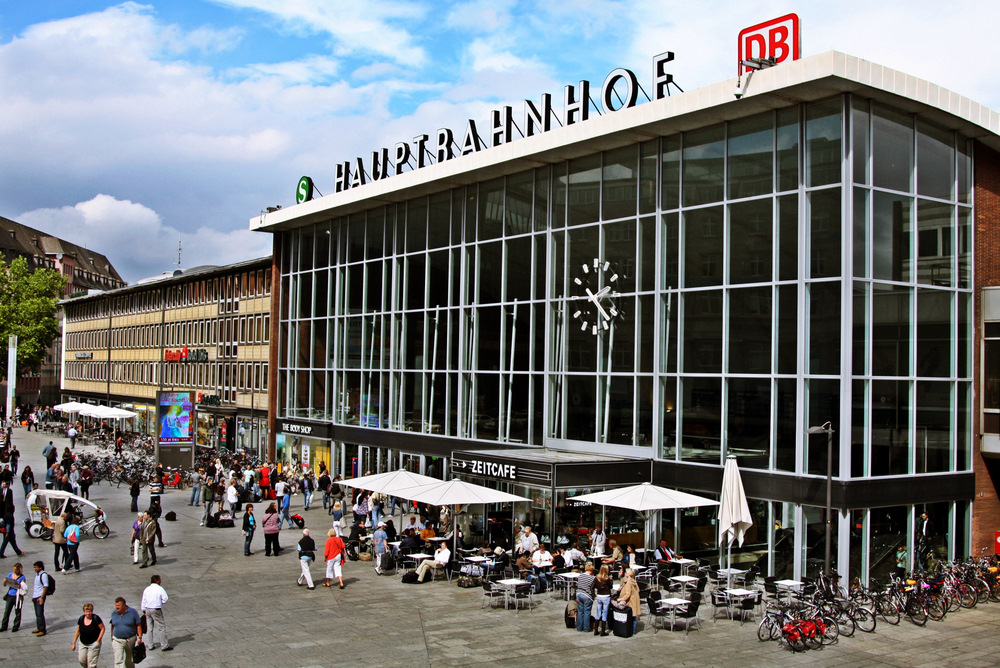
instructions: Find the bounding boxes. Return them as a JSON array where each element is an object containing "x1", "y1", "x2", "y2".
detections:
[{"x1": 0, "y1": 256, "x2": 67, "y2": 376}]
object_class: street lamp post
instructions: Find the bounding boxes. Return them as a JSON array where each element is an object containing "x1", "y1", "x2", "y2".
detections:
[{"x1": 807, "y1": 421, "x2": 835, "y2": 574}]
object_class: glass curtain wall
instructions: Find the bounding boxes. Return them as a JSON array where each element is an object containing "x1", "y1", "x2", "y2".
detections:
[{"x1": 276, "y1": 94, "x2": 974, "y2": 576}]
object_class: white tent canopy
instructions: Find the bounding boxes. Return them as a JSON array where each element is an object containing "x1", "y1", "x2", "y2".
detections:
[{"x1": 339, "y1": 469, "x2": 440, "y2": 496}]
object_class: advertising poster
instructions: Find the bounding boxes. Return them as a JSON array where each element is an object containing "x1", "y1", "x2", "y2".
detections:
[{"x1": 158, "y1": 391, "x2": 195, "y2": 447}]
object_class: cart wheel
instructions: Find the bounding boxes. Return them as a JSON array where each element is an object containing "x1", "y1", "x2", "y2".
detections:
[
  {"x1": 27, "y1": 522, "x2": 44, "y2": 538},
  {"x1": 93, "y1": 524, "x2": 110, "y2": 539},
  {"x1": 40, "y1": 527, "x2": 53, "y2": 540}
]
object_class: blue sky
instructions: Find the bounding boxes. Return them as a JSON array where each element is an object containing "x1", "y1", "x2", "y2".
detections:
[{"x1": 0, "y1": 0, "x2": 997, "y2": 281}]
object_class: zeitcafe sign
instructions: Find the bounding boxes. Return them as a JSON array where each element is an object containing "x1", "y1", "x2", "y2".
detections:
[{"x1": 311, "y1": 51, "x2": 683, "y2": 197}]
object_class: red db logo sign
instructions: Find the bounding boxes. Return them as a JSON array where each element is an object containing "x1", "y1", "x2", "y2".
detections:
[{"x1": 738, "y1": 14, "x2": 800, "y2": 75}]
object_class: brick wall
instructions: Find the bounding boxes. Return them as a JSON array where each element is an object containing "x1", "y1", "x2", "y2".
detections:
[{"x1": 972, "y1": 141, "x2": 1000, "y2": 555}]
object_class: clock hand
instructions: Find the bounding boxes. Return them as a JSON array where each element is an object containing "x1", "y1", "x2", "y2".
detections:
[{"x1": 585, "y1": 288, "x2": 611, "y2": 321}]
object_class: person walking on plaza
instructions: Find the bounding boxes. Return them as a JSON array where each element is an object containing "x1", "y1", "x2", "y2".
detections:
[
  {"x1": 109, "y1": 596, "x2": 142, "y2": 668},
  {"x1": 72, "y1": 602, "x2": 105, "y2": 668},
  {"x1": 31, "y1": 561, "x2": 50, "y2": 636},
  {"x1": 372, "y1": 519, "x2": 388, "y2": 573},
  {"x1": 52, "y1": 512, "x2": 68, "y2": 572},
  {"x1": 131, "y1": 514, "x2": 143, "y2": 564},
  {"x1": 8, "y1": 445, "x2": 18, "y2": 475},
  {"x1": 575, "y1": 562, "x2": 596, "y2": 632},
  {"x1": 139, "y1": 512, "x2": 157, "y2": 568},
  {"x1": 128, "y1": 479, "x2": 140, "y2": 513},
  {"x1": 262, "y1": 502, "x2": 281, "y2": 556},
  {"x1": 20, "y1": 466, "x2": 34, "y2": 497},
  {"x1": 279, "y1": 484, "x2": 293, "y2": 529},
  {"x1": 63, "y1": 515, "x2": 83, "y2": 573},
  {"x1": 323, "y1": 528, "x2": 346, "y2": 589},
  {"x1": 188, "y1": 469, "x2": 202, "y2": 506},
  {"x1": 1, "y1": 561, "x2": 28, "y2": 632},
  {"x1": 42, "y1": 441, "x2": 56, "y2": 468},
  {"x1": 0, "y1": 506, "x2": 23, "y2": 558},
  {"x1": 296, "y1": 529, "x2": 316, "y2": 589},
  {"x1": 242, "y1": 504, "x2": 256, "y2": 556},
  {"x1": 141, "y1": 574, "x2": 171, "y2": 651},
  {"x1": 200, "y1": 479, "x2": 213, "y2": 526}
]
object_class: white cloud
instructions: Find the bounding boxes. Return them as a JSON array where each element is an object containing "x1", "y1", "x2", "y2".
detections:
[
  {"x1": 444, "y1": 0, "x2": 516, "y2": 32},
  {"x1": 209, "y1": 0, "x2": 428, "y2": 66},
  {"x1": 18, "y1": 195, "x2": 272, "y2": 282}
]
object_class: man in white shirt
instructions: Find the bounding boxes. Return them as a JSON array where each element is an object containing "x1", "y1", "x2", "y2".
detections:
[
  {"x1": 531, "y1": 544, "x2": 554, "y2": 570},
  {"x1": 141, "y1": 574, "x2": 171, "y2": 651},
  {"x1": 415, "y1": 543, "x2": 451, "y2": 582},
  {"x1": 653, "y1": 539, "x2": 676, "y2": 563},
  {"x1": 565, "y1": 543, "x2": 585, "y2": 568},
  {"x1": 404, "y1": 516, "x2": 421, "y2": 535},
  {"x1": 590, "y1": 525, "x2": 606, "y2": 556},
  {"x1": 273, "y1": 479, "x2": 286, "y2": 500},
  {"x1": 518, "y1": 526, "x2": 539, "y2": 556}
]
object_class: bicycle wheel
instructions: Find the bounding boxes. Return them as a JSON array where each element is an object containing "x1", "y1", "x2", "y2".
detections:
[
  {"x1": 93, "y1": 523, "x2": 110, "y2": 539},
  {"x1": 876, "y1": 597, "x2": 900, "y2": 625},
  {"x1": 958, "y1": 583, "x2": 978, "y2": 609},
  {"x1": 836, "y1": 609, "x2": 855, "y2": 637},
  {"x1": 853, "y1": 606, "x2": 877, "y2": 633},
  {"x1": 946, "y1": 590, "x2": 961, "y2": 613},
  {"x1": 803, "y1": 626, "x2": 822, "y2": 651},
  {"x1": 906, "y1": 598, "x2": 928, "y2": 626},
  {"x1": 820, "y1": 616, "x2": 840, "y2": 645},
  {"x1": 990, "y1": 580, "x2": 1000, "y2": 603},
  {"x1": 757, "y1": 618, "x2": 777, "y2": 642},
  {"x1": 926, "y1": 596, "x2": 947, "y2": 622}
]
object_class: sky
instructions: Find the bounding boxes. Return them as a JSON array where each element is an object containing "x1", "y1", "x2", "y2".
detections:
[{"x1": 0, "y1": 1, "x2": 997, "y2": 283}]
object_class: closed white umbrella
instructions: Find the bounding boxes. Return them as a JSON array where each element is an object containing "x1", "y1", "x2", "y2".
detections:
[
  {"x1": 568, "y1": 482, "x2": 719, "y2": 555},
  {"x1": 718, "y1": 455, "x2": 753, "y2": 586}
]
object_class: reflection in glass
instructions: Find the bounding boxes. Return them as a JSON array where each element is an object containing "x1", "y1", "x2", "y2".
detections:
[
  {"x1": 915, "y1": 381, "x2": 951, "y2": 473},
  {"x1": 917, "y1": 122, "x2": 955, "y2": 200},
  {"x1": 681, "y1": 376, "x2": 721, "y2": 463},
  {"x1": 809, "y1": 189, "x2": 841, "y2": 279},
  {"x1": 872, "y1": 191, "x2": 912, "y2": 282},
  {"x1": 871, "y1": 284, "x2": 910, "y2": 377},
  {"x1": 683, "y1": 125, "x2": 724, "y2": 206},
  {"x1": 873, "y1": 106, "x2": 913, "y2": 193},
  {"x1": 683, "y1": 290, "x2": 722, "y2": 373},
  {"x1": 808, "y1": 281, "x2": 840, "y2": 376},
  {"x1": 871, "y1": 379, "x2": 909, "y2": 476},
  {"x1": 684, "y1": 206, "x2": 724, "y2": 287},
  {"x1": 728, "y1": 113, "x2": 773, "y2": 199},
  {"x1": 806, "y1": 99, "x2": 842, "y2": 187},
  {"x1": 729, "y1": 286, "x2": 772, "y2": 374},
  {"x1": 602, "y1": 145, "x2": 637, "y2": 221},
  {"x1": 727, "y1": 378, "x2": 770, "y2": 467},
  {"x1": 729, "y1": 199, "x2": 773, "y2": 284},
  {"x1": 916, "y1": 289, "x2": 951, "y2": 378}
]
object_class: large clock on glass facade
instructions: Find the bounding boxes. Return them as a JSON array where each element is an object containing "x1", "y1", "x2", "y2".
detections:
[{"x1": 572, "y1": 258, "x2": 623, "y2": 335}]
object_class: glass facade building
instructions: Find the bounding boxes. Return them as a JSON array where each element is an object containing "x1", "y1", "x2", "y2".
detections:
[{"x1": 260, "y1": 52, "x2": 998, "y2": 582}]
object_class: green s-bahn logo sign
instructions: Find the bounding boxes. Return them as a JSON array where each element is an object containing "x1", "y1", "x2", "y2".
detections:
[{"x1": 296, "y1": 176, "x2": 315, "y2": 204}]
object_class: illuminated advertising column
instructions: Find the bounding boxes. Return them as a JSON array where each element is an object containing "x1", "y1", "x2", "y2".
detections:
[{"x1": 157, "y1": 391, "x2": 196, "y2": 471}]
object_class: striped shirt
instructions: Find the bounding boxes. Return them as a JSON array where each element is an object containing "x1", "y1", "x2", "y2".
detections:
[{"x1": 577, "y1": 572, "x2": 596, "y2": 598}]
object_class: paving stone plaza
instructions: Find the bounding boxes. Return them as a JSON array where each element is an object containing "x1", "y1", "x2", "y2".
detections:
[{"x1": 3, "y1": 427, "x2": 999, "y2": 668}]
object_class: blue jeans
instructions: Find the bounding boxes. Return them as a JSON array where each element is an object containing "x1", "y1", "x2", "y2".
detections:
[
  {"x1": 595, "y1": 595, "x2": 611, "y2": 622},
  {"x1": 576, "y1": 593, "x2": 594, "y2": 631},
  {"x1": 244, "y1": 528, "x2": 254, "y2": 555},
  {"x1": 189, "y1": 484, "x2": 201, "y2": 506},
  {"x1": 303, "y1": 491, "x2": 312, "y2": 510},
  {"x1": 33, "y1": 598, "x2": 45, "y2": 633}
]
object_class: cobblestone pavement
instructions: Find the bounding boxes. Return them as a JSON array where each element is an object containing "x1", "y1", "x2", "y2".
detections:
[{"x1": 2, "y1": 427, "x2": 999, "y2": 668}]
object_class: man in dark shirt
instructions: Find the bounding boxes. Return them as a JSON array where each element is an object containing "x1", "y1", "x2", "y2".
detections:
[{"x1": 109, "y1": 595, "x2": 143, "y2": 668}]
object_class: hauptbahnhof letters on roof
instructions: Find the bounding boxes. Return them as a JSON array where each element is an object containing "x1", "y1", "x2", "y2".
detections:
[{"x1": 252, "y1": 21, "x2": 1000, "y2": 583}]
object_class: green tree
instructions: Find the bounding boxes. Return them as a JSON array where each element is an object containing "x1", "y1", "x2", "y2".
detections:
[{"x1": 0, "y1": 256, "x2": 67, "y2": 375}]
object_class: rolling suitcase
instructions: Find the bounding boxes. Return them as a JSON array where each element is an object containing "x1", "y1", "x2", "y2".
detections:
[{"x1": 291, "y1": 514, "x2": 305, "y2": 529}]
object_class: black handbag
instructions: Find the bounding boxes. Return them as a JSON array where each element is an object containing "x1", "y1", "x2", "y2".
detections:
[{"x1": 132, "y1": 640, "x2": 147, "y2": 663}]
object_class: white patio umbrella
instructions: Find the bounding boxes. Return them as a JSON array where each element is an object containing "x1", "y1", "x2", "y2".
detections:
[
  {"x1": 718, "y1": 455, "x2": 753, "y2": 587},
  {"x1": 392, "y1": 478, "x2": 530, "y2": 557},
  {"x1": 53, "y1": 401, "x2": 90, "y2": 413},
  {"x1": 568, "y1": 482, "x2": 719, "y2": 555},
  {"x1": 339, "y1": 469, "x2": 441, "y2": 523},
  {"x1": 101, "y1": 407, "x2": 138, "y2": 419}
]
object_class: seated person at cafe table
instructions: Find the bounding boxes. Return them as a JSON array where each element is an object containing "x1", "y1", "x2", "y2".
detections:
[
  {"x1": 348, "y1": 520, "x2": 368, "y2": 551},
  {"x1": 552, "y1": 547, "x2": 566, "y2": 570},
  {"x1": 399, "y1": 529, "x2": 421, "y2": 552},
  {"x1": 415, "y1": 542, "x2": 451, "y2": 582},
  {"x1": 565, "y1": 543, "x2": 585, "y2": 568},
  {"x1": 403, "y1": 516, "x2": 422, "y2": 535},
  {"x1": 515, "y1": 552, "x2": 532, "y2": 576},
  {"x1": 653, "y1": 540, "x2": 679, "y2": 563},
  {"x1": 420, "y1": 522, "x2": 437, "y2": 544},
  {"x1": 532, "y1": 544, "x2": 554, "y2": 573},
  {"x1": 600, "y1": 540, "x2": 623, "y2": 566}
]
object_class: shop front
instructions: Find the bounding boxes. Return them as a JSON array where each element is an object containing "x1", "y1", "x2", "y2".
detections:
[
  {"x1": 276, "y1": 419, "x2": 334, "y2": 473},
  {"x1": 450, "y1": 448, "x2": 650, "y2": 552}
]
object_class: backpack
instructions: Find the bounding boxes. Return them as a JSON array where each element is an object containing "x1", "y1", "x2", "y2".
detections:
[{"x1": 43, "y1": 571, "x2": 56, "y2": 595}]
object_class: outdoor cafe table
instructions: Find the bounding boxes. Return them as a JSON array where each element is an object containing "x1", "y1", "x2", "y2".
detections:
[
  {"x1": 657, "y1": 597, "x2": 690, "y2": 630},
  {"x1": 496, "y1": 578, "x2": 528, "y2": 609},
  {"x1": 723, "y1": 588, "x2": 756, "y2": 622},
  {"x1": 557, "y1": 571, "x2": 581, "y2": 600},
  {"x1": 717, "y1": 567, "x2": 747, "y2": 587},
  {"x1": 402, "y1": 552, "x2": 433, "y2": 578},
  {"x1": 672, "y1": 557, "x2": 696, "y2": 575},
  {"x1": 774, "y1": 579, "x2": 803, "y2": 603},
  {"x1": 669, "y1": 574, "x2": 699, "y2": 595}
]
